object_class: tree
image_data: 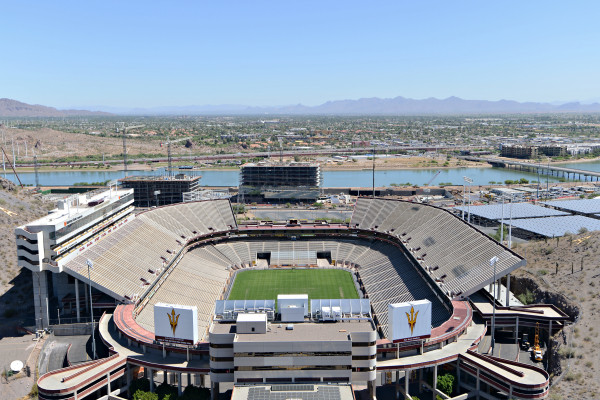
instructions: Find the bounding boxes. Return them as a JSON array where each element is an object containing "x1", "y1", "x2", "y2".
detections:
[
  {"x1": 181, "y1": 385, "x2": 210, "y2": 400},
  {"x1": 232, "y1": 204, "x2": 246, "y2": 214},
  {"x1": 156, "y1": 382, "x2": 178, "y2": 400},
  {"x1": 437, "y1": 373, "x2": 455, "y2": 396},
  {"x1": 491, "y1": 225, "x2": 509, "y2": 243},
  {"x1": 133, "y1": 390, "x2": 158, "y2": 400},
  {"x1": 130, "y1": 378, "x2": 150, "y2": 396}
]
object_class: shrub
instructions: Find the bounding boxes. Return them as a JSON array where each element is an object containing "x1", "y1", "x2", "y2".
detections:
[
  {"x1": 517, "y1": 289, "x2": 535, "y2": 305},
  {"x1": 558, "y1": 347, "x2": 576, "y2": 359}
]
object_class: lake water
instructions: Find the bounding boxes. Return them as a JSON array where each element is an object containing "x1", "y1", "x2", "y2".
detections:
[
  {"x1": 555, "y1": 160, "x2": 600, "y2": 173},
  {"x1": 2, "y1": 163, "x2": 580, "y2": 188}
]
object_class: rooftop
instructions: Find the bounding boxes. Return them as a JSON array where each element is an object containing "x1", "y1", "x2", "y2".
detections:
[
  {"x1": 22, "y1": 188, "x2": 133, "y2": 228},
  {"x1": 236, "y1": 320, "x2": 373, "y2": 342},
  {"x1": 242, "y1": 161, "x2": 320, "y2": 168},
  {"x1": 232, "y1": 384, "x2": 354, "y2": 400},
  {"x1": 211, "y1": 319, "x2": 374, "y2": 342},
  {"x1": 120, "y1": 174, "x2": 201, "y2": 182}
]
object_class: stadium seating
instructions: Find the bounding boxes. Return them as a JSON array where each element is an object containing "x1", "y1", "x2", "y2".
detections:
[
  {"x1": 65, "y1": 197, "x2": 516, "y2": 342},
  {"x1": 135, "y1": 245, "x2": 230, "y2": 340},
  {"x1": 63, "y1": 200, "x2": 237, "y2": 303},
  {"x1": 351, "y1": 198, "x2": 523, "y2": 297}
]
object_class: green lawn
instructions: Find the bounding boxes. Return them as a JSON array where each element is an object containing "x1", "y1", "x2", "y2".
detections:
[{"x1": 228, "y1": 269, "x2": 359, "y2": 301}]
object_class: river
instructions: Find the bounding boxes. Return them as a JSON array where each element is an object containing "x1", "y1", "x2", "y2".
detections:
[{"x1": 3, "y1": 163, "x2": 589, "y2": 187}]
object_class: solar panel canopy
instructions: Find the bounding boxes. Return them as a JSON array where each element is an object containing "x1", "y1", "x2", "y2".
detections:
[
  {"x1": 455, "y1": 203, "x2": 568, "y2": 220},
  {"x1": 510, "y1": 215, "x2": 600, "y2": 237},
  {"x1": 542, "y1": 199, "x2": 600, "y2": 215}
]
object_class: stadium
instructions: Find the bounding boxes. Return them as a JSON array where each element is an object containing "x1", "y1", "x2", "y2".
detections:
[{"x1": 15, "y1": 189, "x2": 565, "y2": 400}]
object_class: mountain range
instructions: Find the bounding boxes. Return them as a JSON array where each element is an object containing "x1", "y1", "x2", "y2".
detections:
[
  {"x1": 0, "y1": 98, "x2": 111, "y2": 117},
  {"x1": 2, "y1": 96, "x2": 600, "y2": 117}
]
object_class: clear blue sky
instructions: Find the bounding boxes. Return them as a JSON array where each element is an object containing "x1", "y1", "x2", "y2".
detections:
[{"x1": 2, "y1": 1, "x2": 599, "y2": 108}]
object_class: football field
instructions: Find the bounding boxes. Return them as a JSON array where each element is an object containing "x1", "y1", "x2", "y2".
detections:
[{"x1": 228, "y1": 269, "x2": 359, "y2": 301}]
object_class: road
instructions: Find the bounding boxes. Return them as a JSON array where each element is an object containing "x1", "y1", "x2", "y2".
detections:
[{"x1": 17, "y1": 145, "x2": 466, "y2": 168}]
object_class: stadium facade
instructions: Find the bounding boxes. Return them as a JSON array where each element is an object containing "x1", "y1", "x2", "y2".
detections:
[{"x1": 16, "y1": 194, "x2": 563, "y2": 400}]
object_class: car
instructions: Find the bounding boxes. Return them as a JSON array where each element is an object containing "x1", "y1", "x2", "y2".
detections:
[{"x1": 520, "y1": 333, "x2": 530, "y2": 350}]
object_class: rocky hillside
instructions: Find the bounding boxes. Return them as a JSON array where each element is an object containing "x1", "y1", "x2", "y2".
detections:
[
  {"x1": 0, "y1": 98, "x2": 111, "y2": 117},
  {"x1": 0, "y1": 179, "x2": 54, "y2": 332},
  {"x1": 512, "y1": 232, "x2": 600, "y2": 399}
]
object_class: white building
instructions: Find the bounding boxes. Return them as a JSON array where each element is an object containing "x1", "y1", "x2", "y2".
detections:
[{"x1": 15, "y1": 187, "x2": 134, "y2": 328}]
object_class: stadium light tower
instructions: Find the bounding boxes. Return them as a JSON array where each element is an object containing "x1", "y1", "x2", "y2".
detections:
[
  {"x1": 463, "y1": 176, "x2": 473, "y2": 223},
  {"x1": 86, "y1": 259, "x2": 97, "y2": 360}
]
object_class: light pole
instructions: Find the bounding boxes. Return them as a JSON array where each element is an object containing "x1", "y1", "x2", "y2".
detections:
[
  {"x1": 490, "y1": 256, "x2": 499, "y2": 355},
  {"x1": 86, "y1": 259, "x2": 97, "y2": 360},
  {"x1": 463, "y1": 176, "x2": 473, "y2": 223},
  {"x1": 536, "y1": 159, "x2": 541, "y2": 201},
  {"x1": 461, "y1": 183, "x2": 466, "y2": 220},
  {"x1": 508, "y1": 194, "x2": 514, "y2": 249},
  {"x1": 546, "y1": 157, "x2": 550, "y2": 196},
  {"x1": 372, "y1": 145, "x2": 375, "y2": 199},
  {"x1": 500, "y1": 195, "x2": 505, "y2": 244}
]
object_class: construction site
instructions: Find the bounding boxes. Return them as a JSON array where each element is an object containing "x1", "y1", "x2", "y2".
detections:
[
  {"x1": 120, "y1": 174, "x2": 201, "y2": 207},
  {"x1": 238, "y1": 161, "x2": 322, "y2": 203}
]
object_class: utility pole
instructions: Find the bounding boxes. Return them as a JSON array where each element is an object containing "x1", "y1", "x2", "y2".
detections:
[
  {"x1": 119, "y1": 123, "x2": 144, "y2": 178},
  {"x1": 34, "y1": 154, "x2": 40, "y2": 188}
]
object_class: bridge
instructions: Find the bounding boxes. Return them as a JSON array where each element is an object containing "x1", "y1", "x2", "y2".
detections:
[{"x1": 460, "y1": 156, "x2": 600, "y2": 182}]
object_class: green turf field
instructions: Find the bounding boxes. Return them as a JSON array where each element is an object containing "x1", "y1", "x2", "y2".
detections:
[{"x1": 228, "y1": 269, "x2": 359, "y2": 301}]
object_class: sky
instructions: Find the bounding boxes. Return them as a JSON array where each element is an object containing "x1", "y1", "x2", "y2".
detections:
[{"x1": 2, "y1": 1, "x2": 600, "y2": 109}]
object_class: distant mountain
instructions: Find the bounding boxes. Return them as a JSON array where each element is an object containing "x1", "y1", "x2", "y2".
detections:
[
  {"x1": 7, "y1": 96, "x2": 600, "y2": 116},
  {"x1": 87, "y1": 96, "x2": 600, "y2": 115},
  {"x1": 296, "y1": 96, "x2": 600, "y2": 115},
  {"x1": 0, "y1": 98, "x2": 112, "y2": 117}
]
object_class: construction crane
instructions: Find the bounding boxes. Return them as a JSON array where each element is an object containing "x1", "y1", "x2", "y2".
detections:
[
  {"x1": 34, "y1": 152, "x2": 40, "y2": 188},
  {"x1": 117, "y1": 123, "x2": 145, "y2": 177},
  {"x1": 0, "y1": 146, "x2": 23, "y2": 187},
  {"x1": 532, "y1": 322, "x2": 543, "y2": 362},
  {"x1": 164, "y1": 136, "x2": 192, "y2": 177},
  {"x1": 423, "y1": 170, "x2": 442, "y2": 194},
  {"x1": 277, "y1": 136, "x2": 284, "y2": 163}
]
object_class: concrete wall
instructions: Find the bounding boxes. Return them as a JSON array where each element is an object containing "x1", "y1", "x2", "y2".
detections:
[{"x1": 51, "y1": 322, "x2": 92, "y2": 336}]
